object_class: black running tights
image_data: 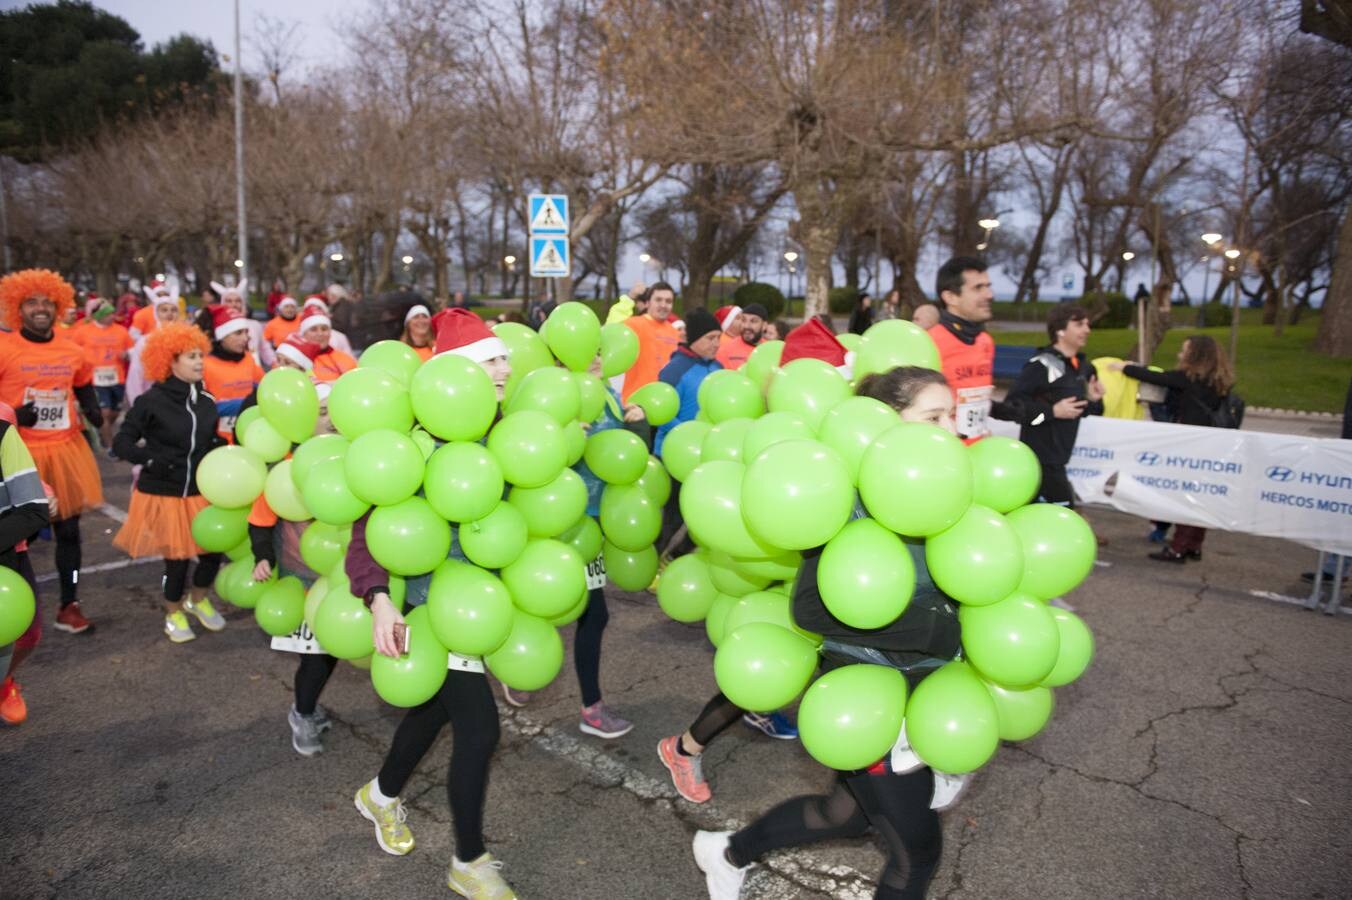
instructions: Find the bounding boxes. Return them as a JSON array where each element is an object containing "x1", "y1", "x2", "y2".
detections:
[
  {"x1": 294, "y1": 653, "x2": 338, "y2": 715},
  {"x1": 161, "y1": 553, "x2": 223, "y2": 604},
  {"x1": 688, "y1": 691, "x2": 744, "y2": 747},
  {"x1": 574, "y1": 587, "x2": 607, "y2": 707},
  {"x1": 377, "y1": 670, "x2": 499, "y2": 862},
  {"x1": 728, "y1": 768, "x2": 942, "y2": 900},
  {"x1": 53, "y1": 516, "x2": 80, "y2": 605}
]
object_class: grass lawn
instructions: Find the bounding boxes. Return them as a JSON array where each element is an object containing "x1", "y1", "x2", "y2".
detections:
[{"x1": 991, "y1": 311, "x2": 1347, "y2": 412}]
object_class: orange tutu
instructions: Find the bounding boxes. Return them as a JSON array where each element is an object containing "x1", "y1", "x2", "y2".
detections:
[
  {"x1": 29, "y1": 438, "x2": 104, "y2": 519},
  {"x1": 113, "y1": 491, "x2": 209, "y2": 560}
]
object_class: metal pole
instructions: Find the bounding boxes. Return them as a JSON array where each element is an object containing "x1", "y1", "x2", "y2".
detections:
[{"x1": 233, "y1": 0, "x2": 249, "y2": 288}]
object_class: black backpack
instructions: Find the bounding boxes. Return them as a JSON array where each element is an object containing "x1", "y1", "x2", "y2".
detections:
[{"x1": 1201, "y1": 391, "x2": 1245, "y2": 429}]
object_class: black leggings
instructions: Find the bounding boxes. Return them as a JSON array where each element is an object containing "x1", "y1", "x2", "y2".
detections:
[
  {"x1": 574, "y1": 587, "x2": 608, "y2": 707},
  {"x1": 53, "y1": 516, "x2": 81, "y2": 605},
  {"x1": 689, "y1": 691, "x2": 744, "y2": 747},
  {"x1": 728, "y1": 768, "x2": 942, "y2": 900},
  {"x1": 377, "y1": 670, "x2": 500, "y2": 862},
  {"x1": 161, "y1": 554, "x2": 223, "y2": 604},
  {"x1": 294, "y1": 653, "x2": 338, "y2": 715},
  {"x1": 1037, "y1": 464, "x2": 1075, "y2": 508}
]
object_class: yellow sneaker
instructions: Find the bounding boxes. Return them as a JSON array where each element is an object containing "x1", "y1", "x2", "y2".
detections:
[
  {"x1": 353, "y1": 782, "x2": 415, "y2": 856},
  {"x1": 447, "y1": 852, "x2": 517, "y2": 899}
]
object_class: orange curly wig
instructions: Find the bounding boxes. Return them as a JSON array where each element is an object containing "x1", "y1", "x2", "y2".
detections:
[
  {"x1": 142, "y1": 322, "x2": 210, "y2": 383},
  {"x1": 0, "y1": 269, "x2": 75, "y2": 331}
]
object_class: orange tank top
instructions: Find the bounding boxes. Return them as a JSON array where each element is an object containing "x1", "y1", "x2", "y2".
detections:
[{"x1": 928, "y1": 324, "x2": 994, "y2": 437}]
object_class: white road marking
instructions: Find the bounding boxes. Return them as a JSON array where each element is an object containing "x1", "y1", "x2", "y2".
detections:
[
  {"x1": 36, "y1": 555, "x2": 161, "y2": 583},
  {"x1": 1246, "y1": 589, "x2": 1351, "y2": 615},
  {"x1": 96, "y1": 502, "x2": 128, "y2": 523}
]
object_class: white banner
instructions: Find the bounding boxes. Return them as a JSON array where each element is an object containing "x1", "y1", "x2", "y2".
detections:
[{"x1": 990, "y1": 417, "x2": 1352, "y2": 555}]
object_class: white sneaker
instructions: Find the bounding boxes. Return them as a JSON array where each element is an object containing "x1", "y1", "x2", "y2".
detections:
[
  {"x1": 930, "y1": 770, "x2": 972, "y2": 811},
  {"x1": 183, "y1": 595, "x2": 227, "y2": 631},
  {"x1": 692, "y1": 830, "x2": 747, "y2": 899},
  {"x1": 164, "y1": 610, "x2": 196, "y2": 643}
]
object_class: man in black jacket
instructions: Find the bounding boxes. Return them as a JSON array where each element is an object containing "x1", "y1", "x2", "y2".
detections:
[{"x1": 1005, "y1": 304, "x2": 1104, "y2": 507}]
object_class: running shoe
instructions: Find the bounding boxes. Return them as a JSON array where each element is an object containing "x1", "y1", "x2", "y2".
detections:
[
  {"x1": 0, "y1": 677, "x2": 27, "y2": 725},
  {"x1": 658, "y1": 735, "x2": 711, "y2": 803},
  {"x1": 164, "y1": 610, "x2": 196, "y2": 643},
  {"x1": 183, "y1": 596, "x2": 226, "y2": 632},
  {"x1": 288, "y1": 705, "x2": 324, "y2": 757},
  {"x1": 54, "y1": 602, "x2": 92, "y2": 634},
  {"x1": 742, "y1": 711, "x2": 797, "y2": 740},
  {"x1": 353, "y1": 782, "x2": 415, "y2": 856},
  {"x1": 312, "y1": 703, "x2": 333, "y2": 733},
  {"x1": 579, "y1": 702, "x2": 633, "y2": 739},
  {"x1": 1148, "y1": 548, "x2": 1187, "y2": 564},
  {"x1": 447, "y1": 852, "x2": 518, "y2": 899},
  {"x1": 501, "y1": 683, "x2": 530, "y2": 708},
  {"x1": 693, "y1": 830, "x2": 748, "y2": 900}
]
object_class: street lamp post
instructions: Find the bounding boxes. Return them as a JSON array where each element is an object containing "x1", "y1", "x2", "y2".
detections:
[
  {"x1": 1199, "y1": 233, "x2": 1222, "y2": 305},
  {"x1": 1225, "y1": 247, "x2": 1243, "y2": 362},
  {"x1": 976, "y1": 218, "x2": 1000, "y2": 252},
  {"x1": 783, "y1": 250, "x2": 799, "y2": 301},
  {"x1": 503, "y1": 254, "x2": 516, "y2": 299}
]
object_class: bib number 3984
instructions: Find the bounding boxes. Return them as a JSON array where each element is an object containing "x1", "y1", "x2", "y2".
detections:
[
  {"x1": 955, "y1": 385, "x2": 993, "y2": 437},
  {"x1": 23, "y1": 387, "x2": 70, "y2": 431}
]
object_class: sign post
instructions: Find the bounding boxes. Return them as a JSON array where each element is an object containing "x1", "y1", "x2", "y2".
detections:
[{"x1": 528, "y1": 193, "x2": 570, "y2": 280}]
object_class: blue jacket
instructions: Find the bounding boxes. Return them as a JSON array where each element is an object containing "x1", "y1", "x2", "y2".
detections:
[
  {"x1": 575, "y1": 386, "x2": 627, "y2": 518},
  {"x1": 654, "y1": 346, "x2": 722, "y2": 456}
]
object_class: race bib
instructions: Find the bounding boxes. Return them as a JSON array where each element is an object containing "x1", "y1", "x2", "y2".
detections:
[
  {"x1": 586, "y1": 553, "x2": 607, "y2": 590},
  {"x1": 448, "y1": 651, "x2": 485, "y2": 673},
  {"x1": 956, "y1": 385, "x2": 993, "y2": 436},
  {"x1": 218, "y1": 415, "x2": 238, "y2": 436},
  {"x1": 23, "y1": 387, "x2": 70, "y2": 431},
  {"x1": 270, "y1": 622, "x2": 326, "y2": 654},
  {"x1": 93, "y1": 366, "x2": 119, "y2": 387}
]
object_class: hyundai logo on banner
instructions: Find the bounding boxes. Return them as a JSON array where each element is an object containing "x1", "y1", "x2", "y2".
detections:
[
  {"x1": 1265, "y1": 466, "x2": 1295, "y2": 483},
  {"x1": 1135, "y1": 451, "x2": 1161, "y2": 466}
]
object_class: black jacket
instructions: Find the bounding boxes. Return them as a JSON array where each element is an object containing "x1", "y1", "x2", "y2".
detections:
[
  {"x1": 1006, "y1": 345, "x2": 1103, "y2": 467},
  {"x1": 113, "y1": 377, "x2": 223, "y2": 497},
  {"x1": 1122, "y1": 365, "x2": 1223, "y2": 428}
]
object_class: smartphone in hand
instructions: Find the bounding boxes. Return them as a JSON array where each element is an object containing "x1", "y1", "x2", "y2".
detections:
[{"x1": 392, "y1": 622, "x2": 410, "y2": 656}]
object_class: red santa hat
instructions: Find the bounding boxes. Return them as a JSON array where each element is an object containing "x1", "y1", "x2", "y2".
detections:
[
  {"x1": 276, "y1": 295, "x2": 298, "y2": 311},
  {"x1": 781, "y1": 317, "x2": 852, "y2": 375},
  {"x1": 298, "y1": 298, "x2": 332, "y2": 336},
  {"x1": 432, "y1": 308, "x2": 508, "y2": 362},
  {"x1": 275, "y1": 332, "x2": 323, "y2": 370},
  {"x1": 207, "y1": 304, "x2": 251, "y2": 341},
  {"x1": 714, "y1": 305, "x2": 742, "y2": 332}
]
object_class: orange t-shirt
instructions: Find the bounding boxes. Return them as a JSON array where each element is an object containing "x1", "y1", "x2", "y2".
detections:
[
  {"x1": 263, "y1": 315, "x2": 301, "y2": 348},
  {"x1": 313, "y1": 348, "x2": 358, "y2": 384},
  {"x1": 130, "y1": 304, "x2": 157, "y2": 336},
  {"x1": 409, "y1": 343, "x2": 434, "y2": 363},
  {"x1": 72, "y1": 323, "x2": 134, "y2": 385},
  {"x1": 715, "y1": 334, "x2": 757, "y2": 371},
  {"x1": 0, "y1": 332, "x2": 94, "y2": 444},
  {"x1": 203, "y1": 353, "x2": 265, "y2": 441},
  {"x1": 621, "y1": 315, "x2": 682, "y2": 402}
]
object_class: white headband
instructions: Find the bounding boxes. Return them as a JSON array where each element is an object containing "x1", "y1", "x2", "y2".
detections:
[{"x1": 404, "y1": 304, "x2": 431, "y2": 325}]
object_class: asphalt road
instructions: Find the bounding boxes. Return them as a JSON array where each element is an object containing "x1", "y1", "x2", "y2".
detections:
[{"x1": 3, "y1": 455, "x2": 1349, "y2": 900}]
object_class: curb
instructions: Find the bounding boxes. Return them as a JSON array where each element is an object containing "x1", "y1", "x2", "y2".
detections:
[{"x1": 1247, "y1": 407, "x2": 1343, "y2": 420}]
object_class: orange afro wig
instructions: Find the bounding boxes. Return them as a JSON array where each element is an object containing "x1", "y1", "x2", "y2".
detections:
[
  {"x1": 0, "y1": 269, "x2": 75, "y2": 332},
  {"x1": 141, "y1": 322, "x2": 210, "y2": 383}
]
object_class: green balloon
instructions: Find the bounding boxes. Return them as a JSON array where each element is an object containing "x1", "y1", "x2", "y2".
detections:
[
  {"x1": 969, "y1": 437, "x2": 1040, "y2": 513},
  {"x1": 635, "y1": 454, "x2": 671, "y2": 505},
  {"x1": 426, "y1": 559, "x2": 515, "y2": 655},
  {"x1": 257, "y1": 367, "x2": 319, "y2": 443},
  {"x1": 701, "y1": 418, "x2": 754, "y2": 464},
  {"x1": 925, "y1": 504, "x2": 1024, "y2": 606},
  {"x1": 562, "y1": 420, "x2": 587, "y2": 466},
  {"x1": 600, "y1": 322, "x2": 639, "y2": 377},
  {"x1": 303, "y1": 576, "x2": 329, "y2": 630},
  {"x1": 742, "y1": 439, "x2": 852, "y2": 550},
  {"x1": 859, "y1": 423, "x2": 973, "y2": 536},
  {"x1": 410, "y1": 427, "x2": 437, "y2": 460},
  {"x1": 290, "y1": 433, "x2": 349, "y2": 492},
  {"x1": 424, "y1": 441, "x2": 504, "y2": 523},
  {"x1": 730, "y1": 549, "x2": 801, "y2": 582},
  {"x1": 905, "y1": 660, "x2": 1000, "y2": 774},
  {"x1": 837, "y1": 332, "x2": 861, "y2": 352},
  {"x1": 191, "y1": 504, "x2": 250, "y2": 554},
  {"x1": 225, "y1": 538, "x2": 251, "y2": 561},
  {"x1": 679, "y1": 461, "x2": 778, "y2": 558},
  {"x1": 603, "y1": 540, "x2": 657, "y2": 591},
  {"x1": 301, "y1": 455, "x2": 371, "y2": 526},
  {"x1": 255, "y1": 576, "x2": 306, "y2": 637},
  {"x1": 359, "y1": 339, "x2": 422, "y2": 385},
  {"x1": 1040, "y1": 607, "x2": 1094, "y2": 687},
  {"x1": 362, "y1": 497, "x2": 448, "y2": 577},
  {"x1": 656, "y1": 553, "x2": 718, "y2": 623},
  {"x1": 742, "y1": 412, "x2": 814, "y2": 463},
  {"x1": 509, "y1": 469, "x2": 587, "y2": 538},
  {"x1": 697, "y1": 369, "x2": 765, "y2": 423},
  {"x1": 575, "y1": 372, "x2": 607, "y2": 422},
  {"x1": 550, "y1": 588, "x2": 590, "y2": 626},
  {"x1": 704, "y1": 591, "x2": 738, "y2": 647},
  {"x1": 494, "y1": 322, "x2": 555, "y2": 398},
  {"x1": 234, "y1": 406, "x2": 262, "y2": 445},
  {"x1": 213, "y1": 557, "x2": 247, "y2": 607},
  {"x1": 959, "y1": 592, "x2": 1060, "y2": 687},
  {"x1": 560, "y1": 515, "x2": 604, "y2": 562},
  {"x1": 344, "y1": 429, "x2": 426, "y2": 507},
  {"x1": 722, "y1": 590, "x2": 795, "y2": 635},
  {"x1": 486, "y1": 610, "x2": 564, "y2": 690},
  {"x1": 659, "y1": 420, "x2": 709, "y2": 482},
  {"x1": 197, "y1": 445, "x2": 268, "y2": 509},
  {"x1": 371, "y1": 606, "x2": 449, "y2": 707},
  {"x1": 798, "y1": 664, "x2": 908, "y2": 771},
  {"x1": 817, "y1": 396, "x2": 900, "y2": 484},
  {"x1": 329, "y1": 367, "x2": 414, "y2": 438},
  {"x1": 544, "y1": 301, "x2": 602, "y2": 371},
  {"x1": 299, "y1": 521, "x2": 349, "y2": 574},
  {"x1": 459, "y1": 502, "x2": 529, "y2": 570},
  {"x1": 505, "y1": 366, "x2": 581, "y2": 425},
  {"x1": 714, "y1": 622, "x2": 817, "y2": 713},
  {"x1": 741, "y1": 340, "x2": 783, "y2": 391},
  {"x1": 226, "y1": 557, "x2": 276, "y2": 610},
  {"x1": 410, "y1": 351, "x2": 498, "y2": 442},
  {"x1": 766, "y1": 358, "x2": 851, "y2": 430},
  {"x1": 983, "y1": 679, "x2": 1055, "y2": 741},
  {"x1": 818, "y1": 518, "x2": 915, "y2": 628},
  {"x1": 855, "y1": 319, "x2": 941, "y2": 377},
  {"x1": 1005, "y1": 504, "x2": 1097, "y2": 600},
  {"x1": 0, "y1": 565, "x2": 35, "y2": 644},
  {"x1": 707, "y1": 551, "x2": 770, "y2": 596},
  {"x1": 259, "y1": 461, "x2": 305, "y2": 522},
  {"x1": 501, "y1": 539, "x2": 586, "y2": 619},
  {"x1": 487, "y1": 410, "x2": 567, "y2": 488},
  {"x1": 583, "y1": 429, "x2": 648, "y2": 485},
  {"x1": 630, "y1": 381, "x2": 679, "y2": 426},
  {"x1": 598, "y1": 482, "x2": 661, "y2": 552},
  {"x1": 242, "y1": 416, "x2": 291, "y2": 464},
  {"x1": 313, "y1": 584, "x2": 374, "y2": 659}
]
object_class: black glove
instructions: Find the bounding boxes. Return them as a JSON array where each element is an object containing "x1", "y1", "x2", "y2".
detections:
[
  {"x1": 74, "y1": 384, "x2": 102, "y2": 428},
  {"x1": 15, "y1": 402, "x2": 37, "y2": 428},
  {"x1": 84, "y1": 407, "x2": 104, "y2": 429}
]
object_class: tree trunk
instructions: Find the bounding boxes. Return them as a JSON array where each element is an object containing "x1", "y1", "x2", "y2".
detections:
[{"x1": 1314, "y1": 209, "x2": 1352, "y2": 357}]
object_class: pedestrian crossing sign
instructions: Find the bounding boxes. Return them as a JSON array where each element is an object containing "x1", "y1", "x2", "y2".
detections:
[
  {"x1": 530, "y1": 236, "x2": 570, "y2": 277},
  {"x1": 528, "y1": 194, "x2": 569, "y2": 235}
]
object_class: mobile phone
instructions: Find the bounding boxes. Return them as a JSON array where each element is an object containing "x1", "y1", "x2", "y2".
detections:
[{"x1": 392, "y1": 622, "x2": 410, "y2": 655}]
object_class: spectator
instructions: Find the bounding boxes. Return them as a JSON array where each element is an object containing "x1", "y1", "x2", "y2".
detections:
[
  {"x1": 620, "y1": 281, "x2": 681, "y2": 402},
  {"x1": 911, "y1": 302, "x2": 941, "y2": 330},
  {"x1": 875, "y1": 288, "x2": 902, "y2": 321},
  {"x1": 847, "y1": 291, "x2": 873, "y2": 335},
  {"x1": 764, "y1": 319, "x2": 790, "y2": 342}
]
